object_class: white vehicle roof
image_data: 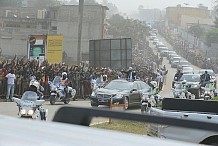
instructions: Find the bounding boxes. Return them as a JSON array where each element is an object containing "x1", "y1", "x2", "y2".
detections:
[{"x1": 0, "y1": 115, "x2": 198, "y2": 146}]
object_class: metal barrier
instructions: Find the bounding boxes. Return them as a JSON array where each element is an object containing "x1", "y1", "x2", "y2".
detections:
[{"x1": 0, "y1": 78, "x2": 92, "y2": 99}]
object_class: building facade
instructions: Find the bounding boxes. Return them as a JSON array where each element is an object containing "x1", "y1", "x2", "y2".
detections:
[
  {"x1": 166, "y1": 6, "x2": 211, "y2": 27},
  {"x1": 0, "y1": 5, "x2": 108, "y2": 64}
]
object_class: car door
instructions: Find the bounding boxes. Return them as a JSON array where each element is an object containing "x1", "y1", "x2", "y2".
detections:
[{"x1": 129, "y1": 83, "x2": 140, "y2": 104}]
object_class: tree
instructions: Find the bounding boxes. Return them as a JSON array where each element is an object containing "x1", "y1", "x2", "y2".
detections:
[
  {"x1": 102, "y1": 0, "x2": 119, "y2": 17},
  {"x1": 205, "y1": 28, "x2": 218, "y2": 47},
  {"x1": 188, "y1": 25, "x2": 205, "y2": 38},
  {"x1": 215, "y1": 17, "x2": 218, "y2": 28},
  {"x1": 30, "y1": 0, "x2": 61, "y2": 8},
  {"x1": 0, "y1": 0, "x2": 23, "y2": 7}
]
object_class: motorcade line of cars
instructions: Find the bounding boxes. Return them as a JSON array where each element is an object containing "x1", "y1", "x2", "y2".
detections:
[{"x1": 149, "y1": 33, "x2": 216, "y2": 100}]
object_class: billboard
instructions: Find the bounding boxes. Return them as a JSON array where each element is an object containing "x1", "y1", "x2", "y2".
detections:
[
  {"x1": 28, "y1": 35, "x2": 46, "y2": 61},
  {"x1": 46, "y1": 35, "x2": 63, "y2": 64},
  {"x1": 89, "y1": 38, "x2": 132, "y2": 69}
]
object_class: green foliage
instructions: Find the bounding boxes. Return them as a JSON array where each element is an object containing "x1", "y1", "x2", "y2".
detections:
[
  {"x1": 205, "y1": 28, "x2": 218, "y2": 47},
  {"x1": 108, "y1": 14, "x2": 149, "y2": 46},
  {"x1": 31, "y1": 0, "x2": 61, "y2": 7},
  {"x1": 188, "y1": 25, "x2": 205, "y2": 38},
  {"x1": 212, "y1": 96, "x2": 218, "y2": 100},
  {"x1": 92, "y1": 120, "x2": 147, "y2": 135},
  {"x1": 0, "y1": 0, "x2": 23, "y2": 7}
]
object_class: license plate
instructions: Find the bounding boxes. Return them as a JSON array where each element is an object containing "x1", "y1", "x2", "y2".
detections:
[{"x1": 98, "y1": 99, "x2": 108, "y2": 102}]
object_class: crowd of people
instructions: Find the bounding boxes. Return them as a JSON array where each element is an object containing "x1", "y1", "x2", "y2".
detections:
[
  {"x1": 0, "y1": 42, "x2": 167, "y2": 100},
  {"x1": 163, "y1": 33, "x2": 218, "y2": 74}
]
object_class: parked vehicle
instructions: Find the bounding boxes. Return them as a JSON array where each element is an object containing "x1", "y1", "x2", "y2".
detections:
[
  {"x1": 177, "y1": 60, "x2": 189, "y2": 69},
  {"x1": 90, "y1": 79, "x2": 150, "y2": 109},
  {"x1": 13, "y1": 91, "x2": 47, "y2": 120},
  {"x1": 171, "y1": 83, "x2": 195, "y2": 99},
  {"x1": 48, "y1": 76, "x2": 76, "y2": 105},
  {"x1": 167, "y1": 53, "x2": 178, "y2": 60},
  {"x1": 160, "y1": 50, "x2": 169, "y2": 57},
  {"x1": 182, "y1": 66, "x2": 194, "y2": 74},
  {"x1": 157, "y1": 46, "x2": 168, "y2": 52},
  {"x1": 179, "y1": 74, "x2": 201, "y2": 98},
  {"x1": 171, "y1": 60, "x2": 180, "y2": 68},
  {"x1": 169, "y1": 56, "x2": 181, "y2": 64},
  {"x1": 147, "y1": 98, "x2": 218, "y2": 145}
]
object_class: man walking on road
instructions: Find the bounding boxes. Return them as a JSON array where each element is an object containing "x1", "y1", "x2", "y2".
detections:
[{"x1": 6, "y1": 70, "x2": 16, "y2": 102}]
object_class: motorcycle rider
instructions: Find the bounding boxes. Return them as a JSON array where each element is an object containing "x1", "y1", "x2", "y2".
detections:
[
  {"x1": 150, "y1": 81, "x2": 159, "y2": 103},
  {"x1": 200, "y1": 71, "x2": 211, "y2": 87},
  {"x1": 181, "y1": 80, "x2": 189, "y2": 98},
  {"x1": 28, "y1": 77, "x2": 46, "y2": 120},
  {"x1": 173, "y1": 69, "x2": 183, "y2": 87},
  {"x1": 29, "y1": 76, "x2": 44, "y2": 99},
  {"x1": 61, "y1": 72, "x2": 69, "y2": 99}
]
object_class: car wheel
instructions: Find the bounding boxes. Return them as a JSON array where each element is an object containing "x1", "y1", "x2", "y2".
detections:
[
  {"x1": 124, "y1": 97, "x2": 129, "y2": 110},
  {"x1": 50, "y1": 95, "x2": 56, "y2": 105},
  {"x1": 91, "y1": 101, "x2": 98, "y2": 107},
  {"x1": 195, "y1": 89, "x2": 200, "y2": 99}
]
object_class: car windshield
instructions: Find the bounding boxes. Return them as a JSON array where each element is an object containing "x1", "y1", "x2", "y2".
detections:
[
  {"x1": 104, "y1": 80, "x2": 132, "y2": 90},
  {"x1": 183, "y1": 67, "x2": 193, "y2": 71},
  {"x1": 180, "y1": 75, "x2": 200, "y2": 82},
  {"x1": 199, "y1": 70, "x2": 215, "y2": 76},
  {"x1": 179, "y1": 61, "x2": 189, "y2": 65},
  {"x1": 21, "y1": 91, "x2": 38, "y2": 101},
  {"x1": 53, "y1": 76, "x2": 61, "y2": 84}
]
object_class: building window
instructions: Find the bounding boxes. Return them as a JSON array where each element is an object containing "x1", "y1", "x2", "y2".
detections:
[{"x1": 52, "y1": 26, "x2": 57, "y2": 30}]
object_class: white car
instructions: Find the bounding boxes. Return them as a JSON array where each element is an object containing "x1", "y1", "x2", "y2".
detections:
[{"x1": 182, "y1": 66, "x2": 194, "y2": 74}]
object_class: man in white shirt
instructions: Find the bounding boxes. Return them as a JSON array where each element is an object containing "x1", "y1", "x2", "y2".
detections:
[{"x1": 6, "y1": 70, "x2": 16, "y2": 102}]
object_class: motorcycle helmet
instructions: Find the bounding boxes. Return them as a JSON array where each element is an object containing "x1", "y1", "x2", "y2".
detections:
[
  {"x1": 62, "y1": 72, "x2": 67, "y2": 80},
  {"x1": 182, "y1": 80, "x2": 187, "y2": 84},
  {"x1": 150, "y1": 81, "x2": 157, "y2": 87}
]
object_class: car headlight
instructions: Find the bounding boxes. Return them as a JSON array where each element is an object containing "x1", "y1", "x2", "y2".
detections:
[
  {"x1": 191, "y1": 85, "x2": 198, "y2": 88},
  {"x1": 28, "y1": 110, "x2": 34, "y2": 115},
  {"x1": 20, "y1": 109, "x2": 26, "y2": 115},
  {"x1": 205, "y1": 91, "x2": 210, "y2": 94},
  {"x1": 114, "y1": 93, "x2": 123, "y2": 99}
]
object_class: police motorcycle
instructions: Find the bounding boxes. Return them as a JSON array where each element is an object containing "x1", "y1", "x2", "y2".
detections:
[
  {"x1": 201, "y1": 81, "x2": 217, "y2": 100},
  {"x1": 141, "y1": 81, "x2": 162, "y2": 113},
  {"x1": 48, "y1": 75, "x2": 76, "y2": 105},
  {"x1": 171, "y1": 80, "x2": 195, "y2": 99},
  {"x1": 13, "y1": 79, "x2": 48, "y2": 120}
]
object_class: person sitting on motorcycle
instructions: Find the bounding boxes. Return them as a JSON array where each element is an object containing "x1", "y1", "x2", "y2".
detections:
[
  {"x1": 150, "y1": 81, "x2": 158, "y2": 103},
  {"x1": 28, "y1": 79, "x2": 46, "y2": 120},
  {"x1": 173, "y1": 69, "x2": 183, "y2": 87},
  {"x1": 29, "y1": 76, "x2": 44, "y2": 100},
  {"x1": 61, "y1": 72, "x2": 69, "y2": 99}
]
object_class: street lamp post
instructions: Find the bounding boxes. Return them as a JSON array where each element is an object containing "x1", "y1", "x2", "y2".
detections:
[{"x1": 77, "y1": 0, "x2": 84, "y2": 65}]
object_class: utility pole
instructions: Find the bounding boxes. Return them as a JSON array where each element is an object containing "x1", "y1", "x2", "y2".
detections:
[{"x1": 77, "y1": 0, "x2": 84, "y2": 64}]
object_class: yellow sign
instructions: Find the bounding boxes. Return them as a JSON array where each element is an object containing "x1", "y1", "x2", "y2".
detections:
[{"x1": 46, "y1": 35, "x2": 63, "y2": 64}]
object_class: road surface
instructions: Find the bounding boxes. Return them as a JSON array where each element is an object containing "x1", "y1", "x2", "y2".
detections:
[{"x1": 0, "y1": 35, "x2": 203, "y2": 124}]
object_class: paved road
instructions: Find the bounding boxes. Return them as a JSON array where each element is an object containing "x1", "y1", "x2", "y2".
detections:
[{"x1": 0, "y1": 35, "x2": 203, "y2": 123}]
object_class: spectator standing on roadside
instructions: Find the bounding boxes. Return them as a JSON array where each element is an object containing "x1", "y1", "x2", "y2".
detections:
[{"x1": 6, "y1": 69, "x2": 16, "y2": 102}]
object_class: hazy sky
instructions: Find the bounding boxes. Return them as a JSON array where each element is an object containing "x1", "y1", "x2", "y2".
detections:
[{"x1": 96, "y1": 0, "x2": 215, "y2": 14}]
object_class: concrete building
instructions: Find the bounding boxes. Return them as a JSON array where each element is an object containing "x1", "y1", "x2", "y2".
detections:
[
  {"x1": 0, "y1": 5, "x2": 108, "y2": 63},
  {"x1": 166, "y1": 6, "x2": 211, "y2": 27}
]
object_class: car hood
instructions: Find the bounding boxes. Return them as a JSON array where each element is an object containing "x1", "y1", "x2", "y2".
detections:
[
  {"x1": 187, "y1": 82, "x2": 200, "y2": 85},
  {"x1": 96, "y1": 88, "x2": 128, "y2": 95}
]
